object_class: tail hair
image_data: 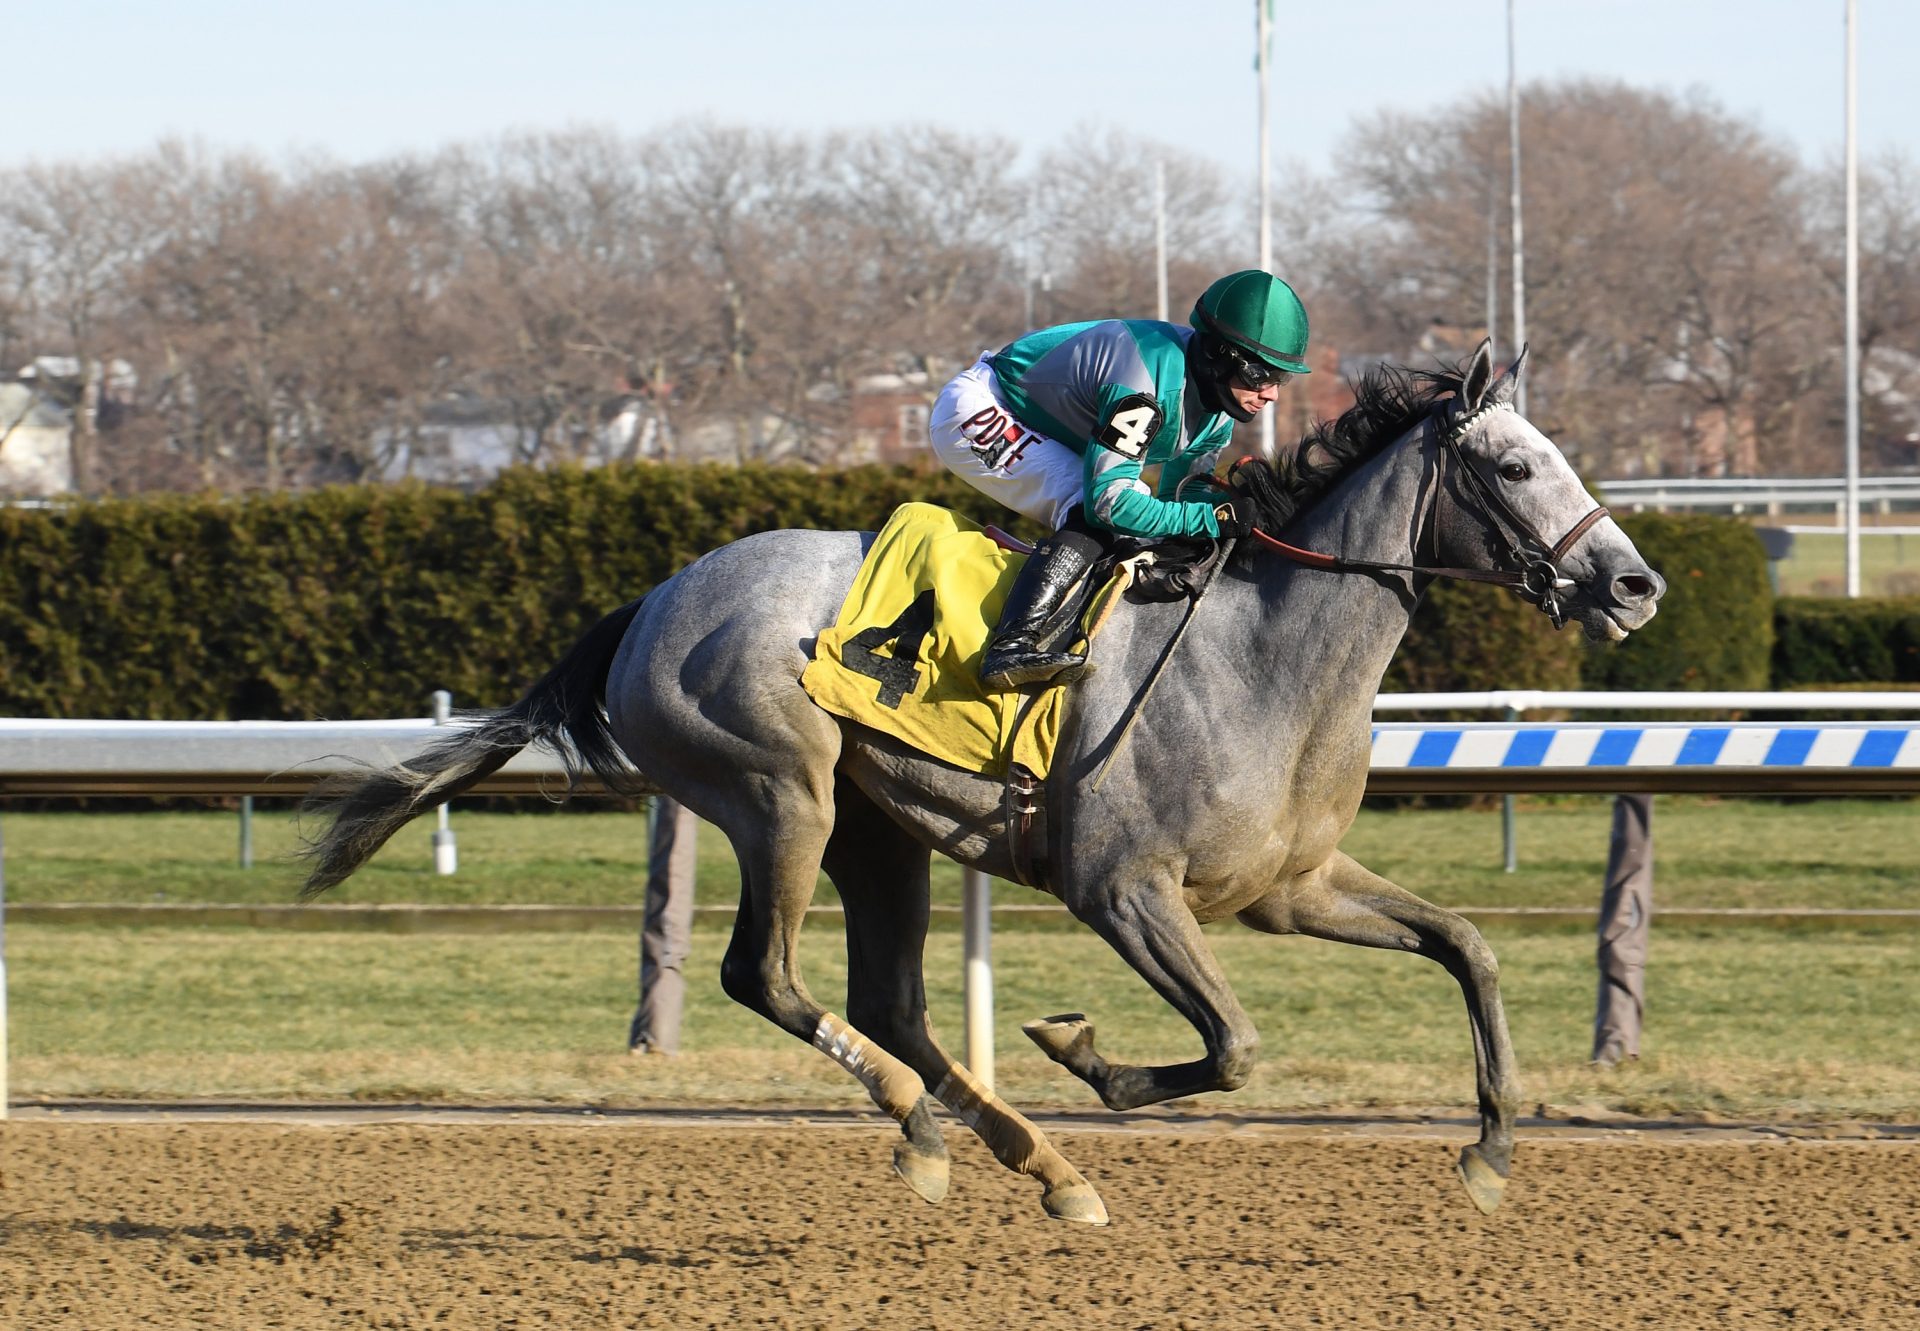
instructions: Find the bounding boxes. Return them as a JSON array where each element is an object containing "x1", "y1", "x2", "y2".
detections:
[{"x1": 298, "y1": 597, "x2": 651, "y2": 899}]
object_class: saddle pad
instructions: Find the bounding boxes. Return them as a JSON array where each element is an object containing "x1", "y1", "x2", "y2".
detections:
[{"x1": 801, "y1": 503, "x2": 1113, "y2": 780}]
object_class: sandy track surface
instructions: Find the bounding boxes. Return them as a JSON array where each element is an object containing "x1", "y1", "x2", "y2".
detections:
[{"x1": 2, "y1": 1118, "x2": 1915, "y2": 1329}]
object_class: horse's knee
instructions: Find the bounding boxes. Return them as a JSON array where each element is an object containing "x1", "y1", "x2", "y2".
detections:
[{"x1": 1215, "y1": 1032, "x2": 1261, "y2": 1091}]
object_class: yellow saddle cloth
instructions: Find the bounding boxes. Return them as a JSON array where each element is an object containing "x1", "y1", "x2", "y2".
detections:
[{"x1": 801, "y1": 503, "x2": 1119, "y2": 780}]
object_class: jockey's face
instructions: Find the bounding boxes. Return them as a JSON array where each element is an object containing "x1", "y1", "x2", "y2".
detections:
[{"x1": 1229, "y1": 378, "x2": 1286, "y2": 418}]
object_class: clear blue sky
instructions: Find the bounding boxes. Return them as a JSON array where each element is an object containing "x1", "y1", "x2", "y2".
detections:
[{"x1": 11, "y1": 1, "x2": 1914, "y2": 175}]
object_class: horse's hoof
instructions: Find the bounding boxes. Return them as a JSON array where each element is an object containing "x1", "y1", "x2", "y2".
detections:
[
  {"x1": 892, "y1": 1142, "x2": 949, "y2": 1205},
  {"x1": 1042, "y1": 1181, "x2": 1109, "y2": 1226},
  {"x1": 1457, "y1": 1144, "x2": 1509, "y2": 1215},
  {"x1": 1022, "y1": 1013, "x2": 1095, "y2": 1065}
]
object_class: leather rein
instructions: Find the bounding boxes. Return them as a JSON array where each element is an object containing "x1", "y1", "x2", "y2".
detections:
[{"x1": 1239, "y1": 398, "x2": 1609, "y2": 629}]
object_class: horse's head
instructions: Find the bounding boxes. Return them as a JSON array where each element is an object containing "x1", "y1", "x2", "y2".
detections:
[{"x1": 1433, "y1": 340, "x2": 1665, "y2": 642}]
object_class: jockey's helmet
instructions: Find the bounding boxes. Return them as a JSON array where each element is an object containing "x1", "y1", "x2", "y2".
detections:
[{"x1": 1187, "y1": 269, "x2": 1311, "y2": 421}]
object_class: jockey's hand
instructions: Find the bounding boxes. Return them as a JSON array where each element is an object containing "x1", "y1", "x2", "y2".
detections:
[{"x1": 1211, "y1": 496, "x2": 1256, "y2": 538}]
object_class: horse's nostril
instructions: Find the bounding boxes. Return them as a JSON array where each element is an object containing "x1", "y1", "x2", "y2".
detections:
[{"x1": 1616, "y1": 574, "x2": 1657, "y2": 601}]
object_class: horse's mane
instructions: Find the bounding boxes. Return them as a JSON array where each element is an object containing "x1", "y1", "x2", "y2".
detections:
[{"x1": 1230, "y1": 359, "x2": 1464, "y2": 539}]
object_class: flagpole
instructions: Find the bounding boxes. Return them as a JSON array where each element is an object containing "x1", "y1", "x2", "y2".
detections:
[
  {"x1": 1844, "y1": 0, "x2": 1861, "y2": 597},
  {"x1": 1256, "y1": 0, "x2": 1276, "y2": 462},
  {"x1": 1507, "y1": 0, "x2": 1528, "y2": 416}
]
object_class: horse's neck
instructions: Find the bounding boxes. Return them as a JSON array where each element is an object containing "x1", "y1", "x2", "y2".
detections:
[{"x1": 1248, "y1": 428, "x2": 1433, "y2": 722}]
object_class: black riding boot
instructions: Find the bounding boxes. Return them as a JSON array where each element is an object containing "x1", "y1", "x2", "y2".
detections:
[{"x1": 980, "y1": 516, "x2": 1106, "y2": 690}]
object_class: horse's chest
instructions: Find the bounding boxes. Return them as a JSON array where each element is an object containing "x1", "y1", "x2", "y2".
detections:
[{"x1": 1167, "y1": 772, "x2": 1362, "y2": 916}]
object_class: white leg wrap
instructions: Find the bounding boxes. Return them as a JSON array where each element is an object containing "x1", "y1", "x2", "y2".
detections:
[
  {"x1": 812, "y1": 1013, "x2": 922, "y2": 1116},
  {"x1": 935, "y1": 1067, "x2": 991, "y2": 1131}
]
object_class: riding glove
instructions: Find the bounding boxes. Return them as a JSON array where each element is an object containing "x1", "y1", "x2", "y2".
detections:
[{"x1": 1210, "y1": 496, "x2": 1257, "y2": 538}]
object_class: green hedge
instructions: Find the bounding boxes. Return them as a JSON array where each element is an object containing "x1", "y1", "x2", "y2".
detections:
[
  {"x1": 0, "y1": 464, "x2": 1014, "y2": 721},
  {"x1": 1384, "y1": 579, "x2": 1584, "y2": 696},
  {"x1": 0, "y1": 463, "x2": 1690, "y2": 721},
  {"x1": 1773, "y1": 597, "x2": 1920, "y2": 687},
  {"x1": 1579, "y1": 513, "x2": 1774, "y2": 693}
]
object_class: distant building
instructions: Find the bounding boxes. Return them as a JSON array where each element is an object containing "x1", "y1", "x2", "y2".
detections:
[
  {"x1": 850, "y1": 371, "x2": 933, "y2": 466},
  {"x1": 378, "y1": 392, "x2": 675, "y2": 485},
  {"x1": 0, "y1": 383, "x2": 73, "y2": 495},
  {"x1": 1865, "y1": 347, "x2": 1920, "y2": 473}
]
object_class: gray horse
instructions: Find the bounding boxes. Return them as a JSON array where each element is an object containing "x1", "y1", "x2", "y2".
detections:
[{"x1": 302, "y1": 342, "x2": 1663, "y2": 1226}]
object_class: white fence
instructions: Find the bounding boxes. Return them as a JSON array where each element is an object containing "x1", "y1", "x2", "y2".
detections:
[{"x1": 1599, "y1": 475, "x2": 1920, "y2": 514}]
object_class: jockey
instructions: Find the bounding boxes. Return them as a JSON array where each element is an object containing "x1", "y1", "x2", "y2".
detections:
[{"x1": 927, "y1": 269, "x2": 1310, "y2": 689}]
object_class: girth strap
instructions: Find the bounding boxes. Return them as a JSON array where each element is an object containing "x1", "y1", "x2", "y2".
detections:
[{"x1": 1004, "y1": 763, "x2": 1048, "y2": 889}]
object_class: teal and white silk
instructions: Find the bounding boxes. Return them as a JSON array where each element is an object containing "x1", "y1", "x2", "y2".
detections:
[{"x1": 989, "y1": 319, "x2": 1237, "y2": 539}]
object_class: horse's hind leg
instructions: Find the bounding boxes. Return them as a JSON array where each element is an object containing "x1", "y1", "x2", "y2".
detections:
[
  {"x1": 824, "y1": 782, "x2": 1108, "y2": 1225},
  {"x1": 1271, "y1": 849, "x2": 1519, "y2": 1215},
  {"x1": 714, "y1": 786, "x2": 934, "y2": 1202}
]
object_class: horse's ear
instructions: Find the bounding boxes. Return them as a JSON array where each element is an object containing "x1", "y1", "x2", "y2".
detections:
[
  {"x1": 1488, "y1": 344, "x2": 1530, "y2": 408},
  {"x1": 1461, "y1": 337, "x2": 1495, "y2": 408}
]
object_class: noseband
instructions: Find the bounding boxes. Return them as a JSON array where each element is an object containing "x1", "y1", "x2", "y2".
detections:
[{"x1": 1243, "y1": 400, "x2": 1610, "y2": 627}]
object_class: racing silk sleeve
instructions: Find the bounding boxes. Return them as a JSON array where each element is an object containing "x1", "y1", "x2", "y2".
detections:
[
  {"x1": 1158, "y1": 442, "x2": 1231, "y2": 506},
  {"x1": 990, "y1": 319, "x2": 1236, "y2": 540},
  {"x1": 1081, "y1": 382, "x2": 1223, "y2": 538}
]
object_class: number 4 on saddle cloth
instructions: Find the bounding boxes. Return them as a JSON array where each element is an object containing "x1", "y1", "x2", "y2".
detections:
[{"x1": 801, "y1": 502, "x2": 1160, "y2": 780}]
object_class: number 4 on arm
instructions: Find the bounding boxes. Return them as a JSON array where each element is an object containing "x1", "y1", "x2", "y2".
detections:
[{"x1": 1096, "y1": 394, "x2": 1162, "y2": 461}]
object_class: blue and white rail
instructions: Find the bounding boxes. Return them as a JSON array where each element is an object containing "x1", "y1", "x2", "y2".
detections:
[
  {"x1": 1369, "y1": 721, "x2": 1920, "y2": 793},
  {"x1": 1368, "y1": 690, "x2": 1920, "y2": 794}
]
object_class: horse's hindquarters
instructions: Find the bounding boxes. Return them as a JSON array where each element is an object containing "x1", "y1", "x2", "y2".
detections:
[{"x1": 603, "y1": 528, "x2": 866, "y2": 826}]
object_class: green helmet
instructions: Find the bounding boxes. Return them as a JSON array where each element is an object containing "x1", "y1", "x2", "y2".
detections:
[{"x1": 1190, "y1": 270, "x2": 1311, "y2": 376}]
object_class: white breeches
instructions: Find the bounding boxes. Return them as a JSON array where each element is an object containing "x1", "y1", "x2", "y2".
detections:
[{"x1": 927, "y1": 355, "x2": 1085, "y2": 530}]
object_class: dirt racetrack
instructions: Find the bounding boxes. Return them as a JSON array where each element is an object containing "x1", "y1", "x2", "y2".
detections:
[{"x1": 2, "y1": 1114, "x2": 1916, "y2": 1329}]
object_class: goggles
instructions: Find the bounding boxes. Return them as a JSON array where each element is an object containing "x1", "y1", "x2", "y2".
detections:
[{"x1": 1220, "y1": 341, "x2": 1293, "y2": 392}]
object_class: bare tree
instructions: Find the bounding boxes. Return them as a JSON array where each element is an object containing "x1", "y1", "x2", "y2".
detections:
[
  {"x1": 3, "y1": 101, "x2": 1905, "y2": 494},
  {"x1": 821, "y1": 127, "x2": 1027, "y2": 376},
  {"x1": 117, "y1": 144, "x2": 465, "y2": 489},
  {"x1": 436, "y1": 128, "x2": 665, "y2": 466},
  {"x1": 1799, "y1": 150, "x2": 1920, "y2": 468},
  {"x1": 1321, "y1": 81, "x2": 1833, "y2": 475},
  {"x1": 1030, "y1": 125, "x2": 1241, "y2": 323},
  {"x1": 0, "y1": 154, "x2": 163, "y2": 491}
]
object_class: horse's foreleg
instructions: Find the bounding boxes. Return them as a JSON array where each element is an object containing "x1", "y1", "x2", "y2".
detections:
[
  {"x1": 825, "y1": 788, "x2": 1107, "y2": 1225},
  {"x1": 1279, "y1": 850, "x2": 1520, "y2": 1214},
  {"x1": 1028, "y1": 878, "x2": 1260, "y2": 1112},
  {"x1": 717, "y1": 789, "x2": 933, "y2": 1197}
]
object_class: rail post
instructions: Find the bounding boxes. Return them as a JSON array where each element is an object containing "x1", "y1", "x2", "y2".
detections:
[
  {"x1": 962, "y1": 866, "x2": 994, "y2": 1091},
  {"x1": 0, "y1": 812, "x2": 9, "y2": 1120},
  {"x1": 238, "y1": 794, "x2": 254, "y2": 869},
  {"x1": 431, "y1": 690, "x2": 457, "y2": 875},
  {"x1": 1501, "y1": 704, "x2": 1521, "y2": 872}
]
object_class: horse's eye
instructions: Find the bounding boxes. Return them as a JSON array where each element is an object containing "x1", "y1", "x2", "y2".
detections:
[{"x1": 1499, "y1": 462, "x2": 1529, "y2": 483}]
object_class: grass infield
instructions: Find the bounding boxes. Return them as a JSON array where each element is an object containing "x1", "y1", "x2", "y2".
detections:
[
  {"x1": 3, "y1": 798, "x2": 1914, "y2": 1118},
  {"x1": 9, "y1": 922, "x2": 1918, "y2": 1121},
  {"x1": 1, "y1": 795, "x2": 1915, "y2": 912}
]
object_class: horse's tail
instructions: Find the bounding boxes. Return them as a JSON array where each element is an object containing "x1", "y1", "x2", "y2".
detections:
[{"x1": 299, "y1": 596, "x2": 652, "y2": 899}]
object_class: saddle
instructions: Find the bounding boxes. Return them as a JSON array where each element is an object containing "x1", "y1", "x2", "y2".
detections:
[{"x1": 801, "y1": 504, "x2": 1225, "y2": 891}]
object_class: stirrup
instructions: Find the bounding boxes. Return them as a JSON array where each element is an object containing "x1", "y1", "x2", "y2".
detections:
[{"x1": 980, "y1": 645, "x2": 1087, "y2": 691}]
